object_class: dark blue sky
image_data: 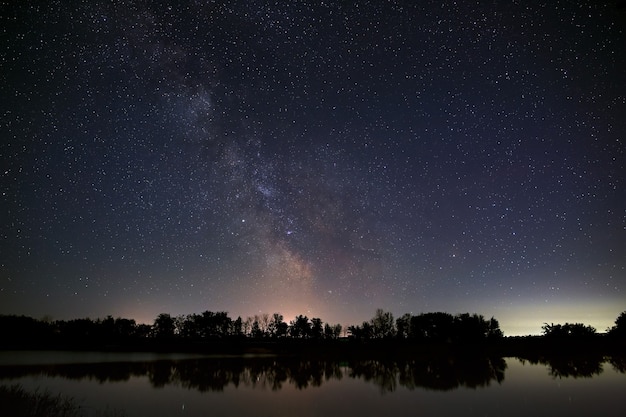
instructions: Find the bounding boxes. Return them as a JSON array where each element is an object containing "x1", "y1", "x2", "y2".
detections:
[{"x1": 2, "y1": 1, "x2": 625, "y2": 335}]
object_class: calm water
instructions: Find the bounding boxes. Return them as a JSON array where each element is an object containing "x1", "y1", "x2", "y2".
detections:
[{"x1": 0, "y1": 351, "x2": 624, "y2": 417}]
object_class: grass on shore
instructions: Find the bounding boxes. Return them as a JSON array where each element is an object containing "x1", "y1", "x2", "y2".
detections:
[{"x1": 0, "y1": 384, "x2": 126, "y2": 417}]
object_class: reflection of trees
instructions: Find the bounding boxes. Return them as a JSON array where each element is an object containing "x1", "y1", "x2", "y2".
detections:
[
  {"x1": 519, "y1": 354, "x2": 605, "y2": 379},
  {"x1": 547, "y1": 357, "x2": 603, "y2": 379},
  {"x1": 0, "y1": 355, "x2": 511, "y2": 393},
  {"x1": 0, "y1": 362, "x2": 149, "y2": 384},
  {"x1": 349, "y1": 360, "x2": 398, "y2": 392},
  {"x1": 4, "y1": 353, "x2": 623, "y2": 393},
  {"x1": 149, "y1": 361, "x2": 176, "y2": 388},
  {"x1": 173, "y1": 359, "x2": 245, "y2": 391},
  {"x1": 405, "y1": 356, "x2": 506, "y2": 391},
  {"x1": 608, "y1": 356, "x2": 626, "y2": 374},
  {"x1": 167, "y1": 358, "x2": 341, "y2": 391},
  {"x1": 349, "y1": 356, "x2": 506, "y2": 393}
]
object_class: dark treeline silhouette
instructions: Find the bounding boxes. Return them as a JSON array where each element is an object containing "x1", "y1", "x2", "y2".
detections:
[
  {"x1": 0, "y1": 355, "x2": 512, "y2": 393},
  {"x1": 0, "y1": 309, "x2": 499, "y2": 351},
  {"x1": 541, "y1": 322, "x2": 598, "y2": 338},
  {"x1": 1, "y1": 309, "x2": 625, "y2": 356},
  {"x1": 150, "y1": 311, "x2": 342, "y2": 341},
  {"x1": 348, "y1": 309, "x2": 503, "y2": 342}
]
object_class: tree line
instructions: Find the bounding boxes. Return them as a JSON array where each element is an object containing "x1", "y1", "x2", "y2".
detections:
[
  {"x1": 152, "y1": 311, "x2": 343, "y2": 340},
  {"x1": 0, "y1": 309, "x2": 624, "y2": 349},
  {"x1": 348, "y1": 310, "x2": 503, "y2": 342}
]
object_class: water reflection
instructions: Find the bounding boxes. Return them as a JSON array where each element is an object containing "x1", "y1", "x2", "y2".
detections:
[
  {"x1": 1, "y1": 353, "x2": 623, "y2": 394},
  {"x1": 518, "y1": 353, "x2": 611, "y2": 379},
  {"x1": 608, "y1": 355, "x2": 626, "y2": 374},
  {"x1": 0, "y1": 355, "x2": 505, "y2": 393},
  {"x1": 349, "y1": 356, "x2": 506, "y2": 392}
]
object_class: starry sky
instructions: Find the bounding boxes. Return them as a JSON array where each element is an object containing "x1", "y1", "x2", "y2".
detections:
[{"x1": 1, "y1": 1, "x2": 625, "y2": 336}]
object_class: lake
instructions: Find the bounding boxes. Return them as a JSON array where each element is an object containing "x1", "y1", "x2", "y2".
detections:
[{"x1": 0, "y1": 351, "x2": 624, "y2": 417}]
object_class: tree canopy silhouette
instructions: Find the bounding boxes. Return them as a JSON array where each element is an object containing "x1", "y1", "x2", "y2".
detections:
[
  {"x1": 608, "y1": 311, "x2": 626, "y2": 339},
  {"x1": 1, "y1": 309, "x2": 623, "y2": 356},
  {"x1": 541, "y1": 322, "x2": 597, "y2": 339}
]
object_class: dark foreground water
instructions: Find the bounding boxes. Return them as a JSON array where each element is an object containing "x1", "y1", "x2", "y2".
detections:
[{"x1": 0, "y1": 351, "x2": 624, "y2": 417}]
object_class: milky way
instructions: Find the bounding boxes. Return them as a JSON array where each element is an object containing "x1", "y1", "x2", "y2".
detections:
[{"x1": 2, "y1": 1, "x2": 625, "y2": 334}]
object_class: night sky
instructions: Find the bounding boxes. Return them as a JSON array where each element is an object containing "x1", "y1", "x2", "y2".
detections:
[{"x1": 2, "y1": 1, "x2": 625, "y2": 335}]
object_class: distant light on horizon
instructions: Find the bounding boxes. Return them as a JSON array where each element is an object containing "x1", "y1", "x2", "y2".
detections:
[{"x1": 495, "y1": 300, "x2": 623, "y2": 336}]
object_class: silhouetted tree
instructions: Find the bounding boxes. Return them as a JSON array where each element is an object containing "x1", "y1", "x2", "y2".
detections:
[
  {"x1": 99, "y1": 316, "x2": 116, "y2": 341},
  {"x1": 289, "y1": 315, "x2": 312, "y2": 338},
  {"x1": 410, "y1": 312, "x2": 454, "y2": 342},
  {"x1": 396, "y1": 313, "x2": 412, "y2": 339},
  {"x1": 324, "y1": 323, "x2": 333, "y2": 339},
  {"x1": 177, "y1": 314, "x2": 199, "y2": 339},
  {"x1": 249, "y1": 314, "x2": 270, "y2": 338},
  {"x1": 323, "y1": 323, "x2": 342, "y2": 339},
  {"x1": 215, "y1": 312, "x2": 233, "y2": 337},
  {"x1": 135, "y1": 323, "x2": 152, "y2": 338},
  {"x1": 76, "y1": 315, "x2": 139, "y2": 343},
  {"x1": 232, "y1": 316, "x2": 244, "y2": 337},
  {"x1": 267, "y1": 314, "x2": 277, "y2": 337},
  {"x1": 153, "y1": 313, "x2": 176, "y2": 339},
  {"x1": 542, "y1": 323, "x2": 565, "y2": 337},
  {"x1": 347, "y1": 324, "x2": 360, "y2": 339},
  {"x1": 333, "y1": 323, "x2": 342, "y2": 339},
  {"x1": 349, "y1": 321, "x2": 374, "y2": 339},
  {"x1": 487, "y1": 317, "x2": 504, "y2": 340},
  {"x1": 57, "y1": 318, "x2": 98, "y2": 342},
  {"x1": 453, "y1": 313, "x2": 489, "y2": 343},
  {"x1": 311, "y1": 318, "x2": 324, "y2": 339},
  {"x1": 243, "y1": 316, "x2": 253, "y2": 336},
  {"x1": 251, "y1": 318, "x2": 263, "y2": 338},
  {"x1": 194, "y1": 311, "x2": 232, "y2": 338},
  {"x1": 371, "y1": 309, "x2": 395, "y2": 339},
  {"x1": 260, "y1": 313, "x2": 270, "y2": 336},
  {"x1": 269, "y1": 313, "x2": 289, "y2": 338},
  {"x1": 567, "y1": 323, "x2": 597, "y2": 338},
  {"x1": 0, "y1": 315, "x2": 52, "y2": 347},
  {"x1": 542, "y1": 322, "x2": 597, "y2": 338},
  {"x1": 608, "y1": 311, "x2": 626, "y2": 339}
]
